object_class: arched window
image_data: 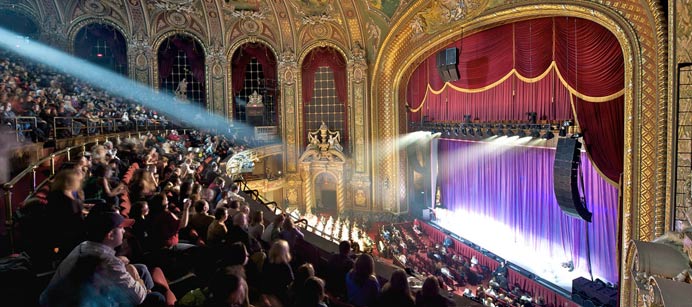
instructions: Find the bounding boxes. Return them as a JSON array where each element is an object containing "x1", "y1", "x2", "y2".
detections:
[
  {"x1": 73, "y1": 23, "x2": 128, "y2": 75},
  {"x1": 157, "y1": 35, "x2": 206, "y2": 106},
  {"x1": 231, "y1": 43, "x2": 277, "y2": 126},
  {"x1": 0, "y1": 10, "x2": 39, "y2": 39},
  {"x1": 301, "y1": 47, "x2": 347, "y2": 151}
]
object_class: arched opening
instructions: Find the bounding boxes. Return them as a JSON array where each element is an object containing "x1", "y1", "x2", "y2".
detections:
[
  {"x1": 157, "y1": 34, "x2": 206, "y2": 106},
  {"x1": 73, "y1": 23, "x2": 128, "y2": 75},
  {"x1": 230, "y1": 43, "x2": 277, "y2": 126},
  {"x1": 404, "y1": 16, "x2": 623, "y2": 294},
  {"x1": 0, "y1": 10, "x2": 39, "y2": 39},
  {"x1": 314, "y1": 172, "x2": 337, "y2": 216},
  {"x1": 301, "y1": 47, "x2": 348, "y2": 152}
]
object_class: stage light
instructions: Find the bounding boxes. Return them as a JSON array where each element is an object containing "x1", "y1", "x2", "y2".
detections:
[
  {"x1": 517, "y1": 129, "x2": 527, "y2": 138},
  {"x1": 562, "y1": 120, "x2": 573, "y2": 127},
  {"x1": 558, "y1": 126, "x2": 567, "y2": 137},
  {"x1": 571, "y1": 132, "x2": 583, "y2": 139},
  {"x1": 530, "y1": 127, "x2": 540, "y2": 138},
  {"x1": 542, "y1": 130, "x2": 555, "y2": 140}
]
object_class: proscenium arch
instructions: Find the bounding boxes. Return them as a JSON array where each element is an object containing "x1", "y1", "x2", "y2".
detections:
[
  {"x1": 66, "y1": 17, "x2": 131, "y2": 54},
  {"x1": 297, "y1": 41, "x2": 351, "y2": 151},
  {"x1": 375, "y1": 3, "x2": 653, "y2": 306},
  {"x1": 151, "y1": 30, "x2": 208, "y2": 108},
  {"x1": 225, "y1": 37, "x2": 279, "y2": 120}
]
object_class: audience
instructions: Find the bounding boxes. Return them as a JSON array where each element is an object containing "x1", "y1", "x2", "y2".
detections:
[
  {"x1": 378, "y1": 269, "x2": 415, "y2": 307},
  {"x1": 261, "y1": 240, "x2": 294, "y2": 305},
  {"x1": 345, "y1": 253, "x2": 380, "y2": 307},
  {"x1": 188, "y1": 200, "x2": 214, "y2": 241},
  {"x1": 415, "y1": 276, "x2": 448, "y2": 307},
  {"x1": 40, "y1": 209, "x2": 166, "y2": 306}
]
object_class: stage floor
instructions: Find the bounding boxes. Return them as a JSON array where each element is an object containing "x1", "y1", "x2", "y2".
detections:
[{"x1": 432, "y1": 209, "x2": 590, "y2": 292}]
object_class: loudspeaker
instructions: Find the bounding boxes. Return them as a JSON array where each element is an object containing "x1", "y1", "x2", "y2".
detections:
[
  {"x1": 572, "y1": 277, "x2": 618, "y2": 307},
  {"x1": 553, "y1": 138, "x2": 592, "y2": 222},
  {"x1": 436, "y1": 48, "x2": 460, "y2": 82}
]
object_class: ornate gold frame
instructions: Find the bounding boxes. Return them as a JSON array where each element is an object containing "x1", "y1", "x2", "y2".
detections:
[{"x1": 370, "y1": 2, "x2": 668, "y2": 305}]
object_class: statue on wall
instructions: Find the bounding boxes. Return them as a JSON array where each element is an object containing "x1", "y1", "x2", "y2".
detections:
[
  {"x1": 175, "y1": 78, "x2": 188, "y2": 101},
  {"x1": 305, "y1": 122, "x2": 344, "y2": 158}
]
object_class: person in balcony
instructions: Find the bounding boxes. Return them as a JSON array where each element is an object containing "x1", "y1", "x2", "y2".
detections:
[{"x1": 46, "y1": 169, "x2": 86, "y2": 258}]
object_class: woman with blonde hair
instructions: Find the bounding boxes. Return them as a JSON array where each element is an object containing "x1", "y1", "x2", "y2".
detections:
[{"x1": 262, "y1": 239, "x2": 294, "y2": 305}]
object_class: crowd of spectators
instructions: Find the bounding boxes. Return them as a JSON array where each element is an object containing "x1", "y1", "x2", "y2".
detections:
[
  {"x1": 7, "y1": 127, "x2": 474, "y2": 307},
  {"x1": 379, "y1": 223, "x2": 546, "y2": 307},
  {"x1": 1, "y1": 50, "x2": 172, "y2": 141}
]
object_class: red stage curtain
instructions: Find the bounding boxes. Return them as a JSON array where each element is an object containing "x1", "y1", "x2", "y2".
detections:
[
  {"x1": 231, "y1": 43, "x2": 277, "y2": 95},
  {"x1": 301, "y1": 47, "x2": 347, "y2": 104},
  {"x1": 406, "y1": 17, "x2": 624, "y2": 182}
]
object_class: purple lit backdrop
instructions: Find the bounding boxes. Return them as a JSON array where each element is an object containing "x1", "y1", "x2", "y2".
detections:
[{"x1": 437, "y1": 139, "x2": 619, "y2": 284}]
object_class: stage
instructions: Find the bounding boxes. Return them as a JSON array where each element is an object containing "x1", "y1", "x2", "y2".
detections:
[{"x1": 431, "y1": 208, "x2": 587, "y2": 292}]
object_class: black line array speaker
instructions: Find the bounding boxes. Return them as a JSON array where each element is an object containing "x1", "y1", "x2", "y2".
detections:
[
  {"x1": 571, "y1": 277, "x2": 618, "y2": 307},
  {"x1": 436, "y1": 48, "x2": 460, "y2": 82},
  {"x1": 553, "y1": 138, "x2": 592, "y2": 222}
]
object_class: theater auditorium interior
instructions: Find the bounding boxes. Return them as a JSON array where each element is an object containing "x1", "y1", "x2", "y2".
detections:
[{"x1": 0, "y1": 0, "x2": 690, "y2": 306}]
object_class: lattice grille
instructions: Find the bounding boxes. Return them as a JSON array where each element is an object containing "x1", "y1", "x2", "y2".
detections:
[
  {"x1": 304, "y1": 66, "x2": 347, "y2": 150},
  {"x1": 161, "y1": 50, "x2": 205, "y2": 106}
]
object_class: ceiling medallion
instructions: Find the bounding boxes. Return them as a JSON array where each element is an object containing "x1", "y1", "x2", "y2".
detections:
[
  {"x1": 240, "y1": 19, "x2": 261, "y2": 34},
  {"x1": 310, "y1": 23, "x2": 331, "y2": 38},
  {"x1": 83, "y1": 0, "x2": 108, "y2": 15},
  {"x1": 166, "y1": 11, "x2": 189, "y2": 28}
]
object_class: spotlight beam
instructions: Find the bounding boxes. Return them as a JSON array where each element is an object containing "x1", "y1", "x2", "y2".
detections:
[{"x1": 0, "y1": 27, "x2": 258, "y2": 139}]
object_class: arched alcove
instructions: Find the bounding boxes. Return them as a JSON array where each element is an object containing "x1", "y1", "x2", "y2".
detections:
[
  {"x1": 0, "y1": 10, "x2": 39, "y2": 39},
  {"x1": 230, "y1": 42, "x2": 277, "y2": 126},
  {"x1": 73, "y1": 23, "x2": 128, "y2": 75},
  {"x1": 300, "y1": 47, "x2": 348, "y2": 152},
  {"x1": 157, "y1": 34, "x2": 206, "y2": 107}
]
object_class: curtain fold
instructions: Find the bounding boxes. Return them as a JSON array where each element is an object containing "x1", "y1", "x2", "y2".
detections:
[
  {"x1": 301, "y1": 47, "x2": 347, "y2": 104},
  {"x1": 407, "y1": 16, "x2": 624, "y2": 183},
  {"x1": 157, "y1": 36, "x2": 205, "y2": 85},
  {"x1": 231, "y1": 43, "x2": 277, "y2": 95},
  {"x1": 437, "y1": 139, "x2": 619, "y2": 285}
]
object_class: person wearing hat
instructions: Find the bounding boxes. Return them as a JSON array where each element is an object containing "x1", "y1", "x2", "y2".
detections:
[{"x1": 40, "y1": 210, "x2": 164, "y2": 306}]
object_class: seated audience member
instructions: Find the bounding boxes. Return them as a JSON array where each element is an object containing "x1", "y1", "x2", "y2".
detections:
[
  {"x1": 46, "y1": 169, "x2": 85, "y2": 257},
  {"x1": 326, "y1": 240, "x2": 355, "y2": 298},
  {"x1": 207, "y1": 268, "x2": 249, "y2": 307},
  {"x1": 147, "y1": 193, "x2": 192, "y2": 250},
  {"x1": 346, "y1": 253, "x2": 380, "y2": 307},
  {"x1": 83, "y1": 163, "x2": 127, "y2": 206},
  {"x1": 288, "y1": 263, "x2": 316, "y2": 305},
  {"x1": 188, "y1": 200, "x2": 214, "y2": 241},
  {"x1": 377, "y1": 269, "x2": 415, "y2": 307},
  {"x1": 261, "y1": 214, "x2": 285, "y2": 244},
  {"x1": 248, "y1": 210, "x2": 265, "y2": 242},
  {"x1": 228, "y1": 184, "x2": 245, "y2": 202},
  {"x1": 40, "y1": 210, "x2": 166, "y2": 307},
  {"x1": 279, "y1": 218, "x2": 304, "y2": 251},
  {"x1": 207, "y1": 207, "x2": 229, "y2": 247},
  {"x1": 227, "y1": 212, "x2": 251, "y2": 249},
  {"x1": 295, "y1": 277, "x2": 329, "y2": 307},
  {"x1": 415, "y1": 276, "x2": 448, "y2": 307},
  {"x1": 261, "y1": 240, "x2": 294, "y2": 305}
]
